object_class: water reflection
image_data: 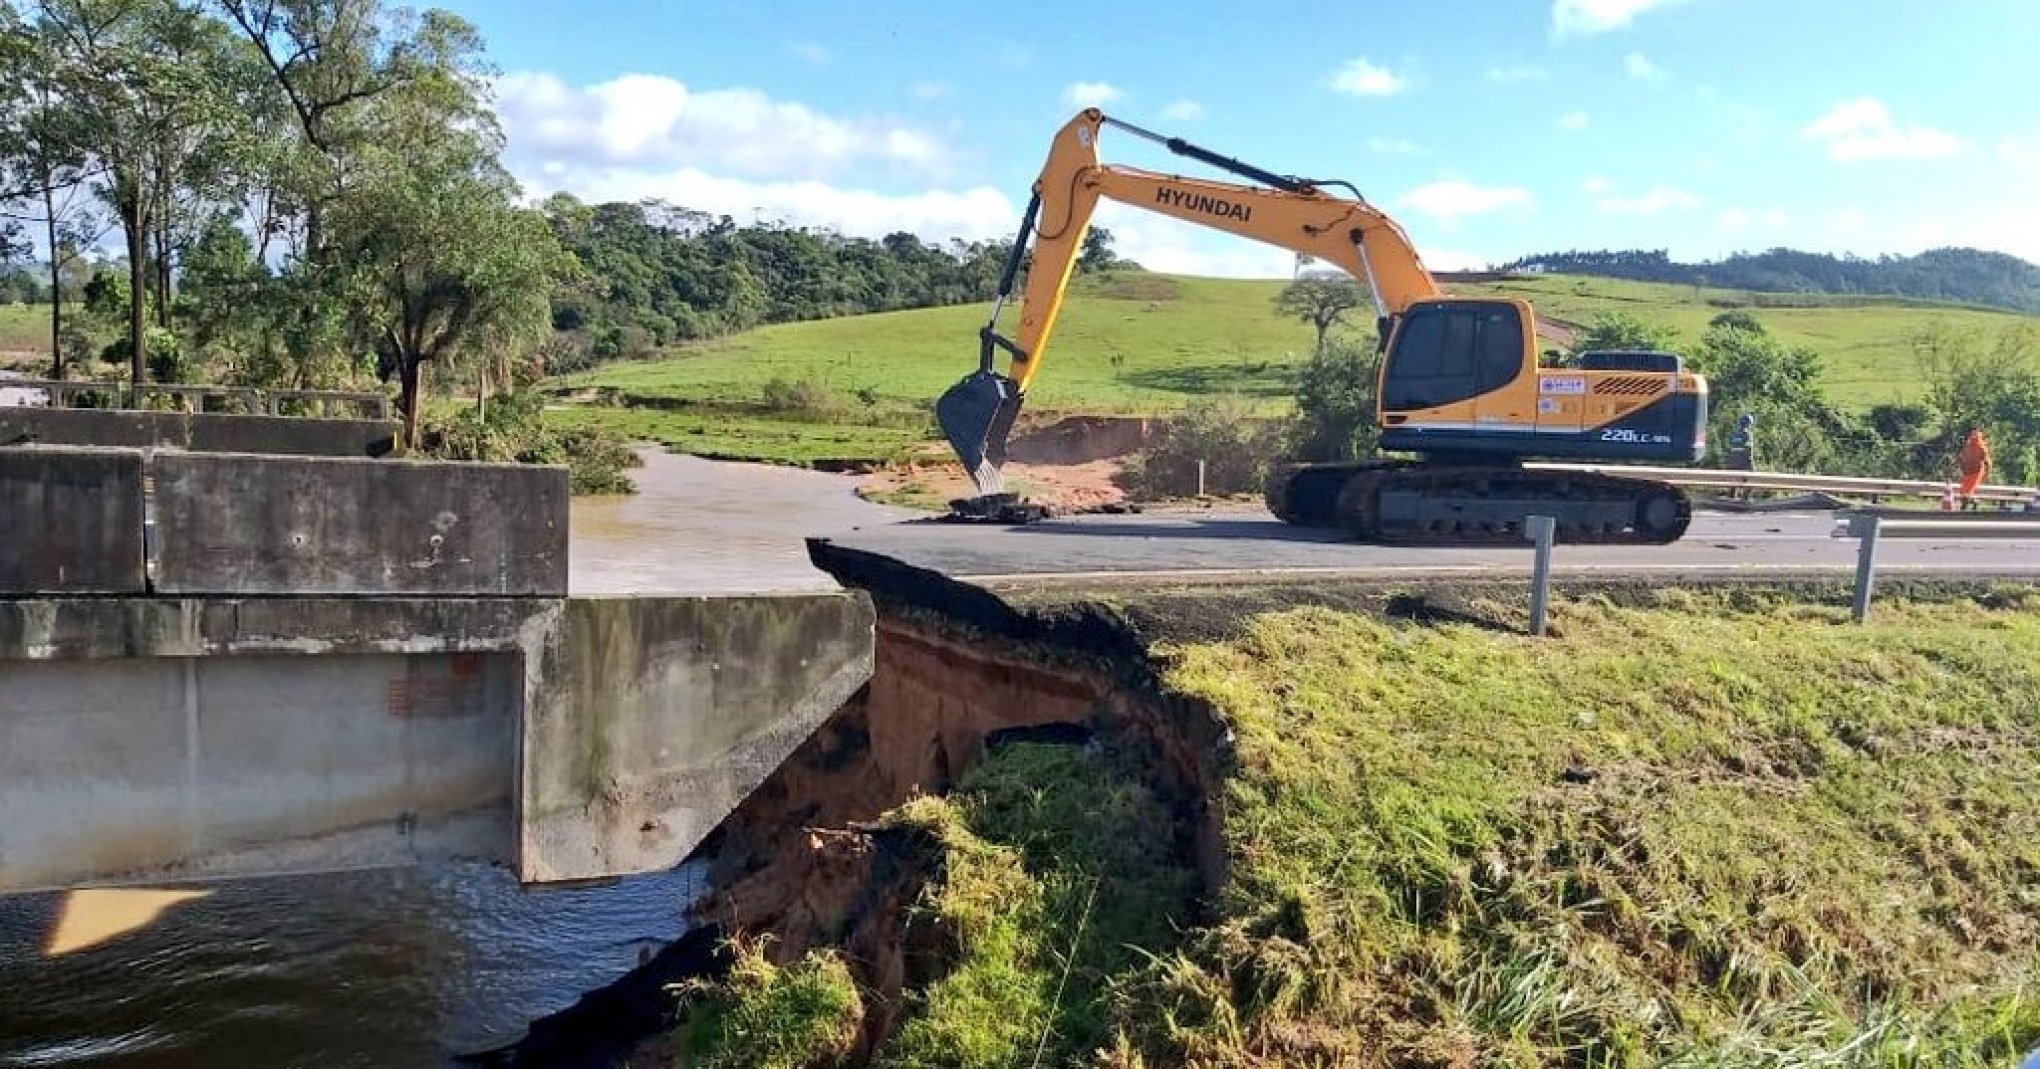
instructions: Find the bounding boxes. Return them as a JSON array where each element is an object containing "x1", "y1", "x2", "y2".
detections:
[{"x1": 0, "y1": 862, "x2": 702, "y2": 1068}]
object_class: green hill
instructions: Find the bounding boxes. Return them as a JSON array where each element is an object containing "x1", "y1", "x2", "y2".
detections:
[{"x1": 549, "y1": 272, "x2": 2034, "y2": 465}]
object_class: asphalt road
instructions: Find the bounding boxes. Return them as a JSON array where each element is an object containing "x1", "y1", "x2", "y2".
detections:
[{"x1": 814, "y1": 508, "x2": 2040, "y2": 586}]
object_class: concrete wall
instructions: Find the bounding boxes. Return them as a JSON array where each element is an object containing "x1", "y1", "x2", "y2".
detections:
[
  {"x1": 0, "y1": 652, "x2": 520, "y2": 891},
  {"x1": 0, "y1": 448, "x2": 145, "y2": 594},
  {"x1": 521, "y1": 594, "x2": 877, "y2": 883},
  {"x1": 0, "y1": 591, "x2": 875, "y2": 892},
  {"x1": 152, "y1": 452, "x2": 568, "y2": 596},
  {"x1": 0, "y1": 406, "x2": 397, "y2": 458}
]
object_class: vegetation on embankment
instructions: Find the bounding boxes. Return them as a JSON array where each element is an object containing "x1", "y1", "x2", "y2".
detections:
[{"x1": 668, "y1": 584, "x2": 2040, "y2": 1067}]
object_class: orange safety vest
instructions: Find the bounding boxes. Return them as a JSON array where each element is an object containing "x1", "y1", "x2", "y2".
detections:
[{"x1": 1960, "y1": 432, "x2": 1992, "y2": 475}]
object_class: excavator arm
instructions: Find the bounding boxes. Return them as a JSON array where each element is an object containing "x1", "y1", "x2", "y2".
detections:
[{"x1": 938, "y1": 109, "x2": 1441, "y2": 496}]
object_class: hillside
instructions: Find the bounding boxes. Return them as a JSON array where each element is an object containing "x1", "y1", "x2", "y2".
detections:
[
  {"x1": 1504, "y1": 247, "x2": 2040, "y2": 314},
  {"x1": 549, "y1": 271, "x2": 2034, "y2": 465}
]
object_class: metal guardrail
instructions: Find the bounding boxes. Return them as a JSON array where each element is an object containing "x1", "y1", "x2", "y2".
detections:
[
  {"x1": 1832, "y1": 512, "x2": 2040, "y2": 622},
  {"x1": 1535, "y1": 462, "x2": 2039, "y2": 504},
  {"x1": 0, "y1": 378, "x2": 389, "y2": 420}
]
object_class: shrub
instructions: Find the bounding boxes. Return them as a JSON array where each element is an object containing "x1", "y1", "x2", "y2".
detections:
[
  {"x1": 422, "y1": 386, "x2": 640, "y2": 495},
  {"x1": 1120, "y1": 397, "x2": 1281, "y2": 498},
  {"x1": 759, "y1": 374, "x2": 845, "y2": 418}
]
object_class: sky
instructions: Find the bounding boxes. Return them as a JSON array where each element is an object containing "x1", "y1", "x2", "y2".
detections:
[{"x1": 441, "y1": 0, "x2": 2040, "y2": 278}]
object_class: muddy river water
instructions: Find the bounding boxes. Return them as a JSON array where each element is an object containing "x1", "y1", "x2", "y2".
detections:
[{"x1": 0, "y1": 451, "x2": 905, "y2": 1067}]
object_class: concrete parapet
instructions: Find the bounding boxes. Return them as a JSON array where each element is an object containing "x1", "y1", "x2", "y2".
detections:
[
  {"x1": 0, "y1": 447, "x2": 146, "y2": 594},
  {"x1": 151, "y1": 452, "x2": 568, "y2": 596},
  {"x1": 0, "y1": 406, "x2": 398, "y2": 457}
]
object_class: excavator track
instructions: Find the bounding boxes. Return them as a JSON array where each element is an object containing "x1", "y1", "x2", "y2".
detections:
[{"x1": 1268, "y1": 460, "x2": 1691, "y2": 546}]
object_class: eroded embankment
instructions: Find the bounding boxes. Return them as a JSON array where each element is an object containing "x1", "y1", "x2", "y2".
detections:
[{"x1": 641, "y1": 552, "x2": 2040, "y2": 1068}]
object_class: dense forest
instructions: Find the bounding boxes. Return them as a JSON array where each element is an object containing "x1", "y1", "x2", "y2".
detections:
[
  {"x1": 1501, "y1": 247, "x2": 2040, "y2": 313},
  {"x1": 535, "y1": 197, "x2": 1044, "y2": 373}
]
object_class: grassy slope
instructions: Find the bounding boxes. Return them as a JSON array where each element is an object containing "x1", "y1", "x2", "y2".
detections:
[
  {"x1": 0, "y1": 303, "x2": 47, "y2": 356},
  {"x1": 685, "y1": 589, "x2": 2040, "y2": 1067},
  {"x1": 1151, "y1": 589, "x2": 2040, "y2": 1065},
  {"x1": 552, "y1": 273, "x2": 2034, "y2": 464}
]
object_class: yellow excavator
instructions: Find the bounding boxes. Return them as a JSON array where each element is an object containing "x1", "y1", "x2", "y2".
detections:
[{"x1": 936, "y1": 109, "x2": 1709, "y2": 545}]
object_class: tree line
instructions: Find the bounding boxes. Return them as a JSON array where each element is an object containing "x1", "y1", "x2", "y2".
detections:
[
  {"x1": 1502, "y1": 247, "x2": 2040, "y2": 314},
  {"x1": 536, "y1": 197, "x2": 1037, "y2": 373}
]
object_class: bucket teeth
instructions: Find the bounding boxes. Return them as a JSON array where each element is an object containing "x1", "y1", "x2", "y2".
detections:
[{"x1": 936, "y1": 370, "x2": 1023, "y2": 498}]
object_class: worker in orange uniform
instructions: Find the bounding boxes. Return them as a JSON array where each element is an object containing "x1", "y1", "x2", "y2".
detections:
[{"x1": 1957, "y1": 426, "x2": 1992, "y2": 510}]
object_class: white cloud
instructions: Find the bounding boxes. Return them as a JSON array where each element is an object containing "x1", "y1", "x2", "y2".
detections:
[
  {"x1": 787, "y1": 41, "x2": 830, "y2": 64},
  {"x1": 1485, "y1": 64, "x2": 1547, "y2": 82},
  {"x1": 1558, "y1": 111, "x2": 1590, "y2": 132},
  {"x1": 1161, "y1": 99, "x2": 1205, "y2": 122},
  {"x1": 1624, "y1": 52, "x2": 1665, "y2": 80},
  {"x1": 1581, "y1": 176, "x2": 1613, "y2": 193},
  {"x1": 1801, "y1": 98, "x2": 1962, "y2": 161},
  {"x1": 1062, "y1": 81, "x2": 1121, "y2": 108},
  {"x1": 1366, "y1": 137, "x2": 1424, "y2": 155},
  {"x1": 494, "y1": 71, "x2": 947, "y2": 180},
  {"x1": 1327, "y1": 57, "x2": 1408, "y2": 97},
  {"x1": 517, "y1": 163, "x2": 1019, "y2": 244},
  {"x1": 1552, "y1": 0, "x2": 1684, "y2": 36},
  {"x1": 1396, "y1": 179, "x2": 1533, "y2": 221}
]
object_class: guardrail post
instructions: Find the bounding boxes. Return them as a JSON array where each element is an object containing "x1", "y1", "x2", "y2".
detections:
[
  {"x1": 1526, "y1": 514, "x2": 1556, "y2": 636},
  {"x1": 1849, "y1": 513, "x2": 1881, "y2": 623}
]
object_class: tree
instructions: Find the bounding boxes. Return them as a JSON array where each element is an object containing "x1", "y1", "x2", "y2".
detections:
[
  {"x1": 1078, "y1": 225, "x2": 1128, "y2": 273},
  {"x1": 221, "y1": 0, "x2": 489, "y2": 392},
  {"x1": 0, "y1": 7, "x2": 108, "y2": 378},
  {"x1": 1706, "y1": 309, "x2": 1763, "y2": 334},
  {"x1": 1274, "y1": 273, "x2": 1368, "y2": 354},
  {"x1": 1573, "y1": 311, "x2": 1680, "y2": 355},
  {"x1": 1287, "y1": 335, "x2": 1380, "y2": 461},
  {"x1": 40, "y1": 0, "x2": 248, "y2": 402},
  {"x1": 323, "y1": 26, "x2": 576, "y2": 447}
]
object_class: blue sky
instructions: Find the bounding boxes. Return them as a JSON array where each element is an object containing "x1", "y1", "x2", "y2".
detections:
[{"x1": 447, "y1": 0, "x2": 2040, "y2": 277}]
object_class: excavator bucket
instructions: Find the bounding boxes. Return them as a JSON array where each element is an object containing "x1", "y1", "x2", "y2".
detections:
[{"x1": 936, "y1": 369, "x2": 1022, "y2": 497}]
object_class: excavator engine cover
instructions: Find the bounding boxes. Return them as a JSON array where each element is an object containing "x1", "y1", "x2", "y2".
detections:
[{"x1": 936, "y1": 369, "x2": 1022, "y2": 496}]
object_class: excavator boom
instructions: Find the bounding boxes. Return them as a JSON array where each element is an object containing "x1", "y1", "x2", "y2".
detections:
[{"x1": 938, "y1": 109, "x2": 1438, "y2": 496}]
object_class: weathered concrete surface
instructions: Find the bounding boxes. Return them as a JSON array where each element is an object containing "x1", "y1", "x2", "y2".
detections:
[
  {"x1": 0, "y1": 651, "x2": 521, "y2": 891},
  {"x1": 0, "y1": 591, "x2": 875, "y2": 892},
  {"x1": 0, "y1": 448, "x2": 145, "y2": 594},
  {"x1": 152, "y1": 452, "x2": 568, "y2": 596},
  {"x1": 0, "y1": 406, "x2": 398, "y2": 457},
  {"x1": 520, "y1": 593, "x2": 876, "y2": 883}
]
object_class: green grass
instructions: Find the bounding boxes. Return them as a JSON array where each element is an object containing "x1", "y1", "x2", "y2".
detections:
[
  {"x1": 0, "y1": 302, "x2": 48, "y2": 357},
  {"x1": 1132, "y1": 589, "x2": 2040, "y2": 1066},
  {"x1": 544, "y1": 403, "x2": 933, "y2": 468},
  {"x1": 552, "y1": 272, "x2": 2034, "y2": 465},
  {"x1": 661, "y1": 942, "x2": 863, "y2": 1068}
]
